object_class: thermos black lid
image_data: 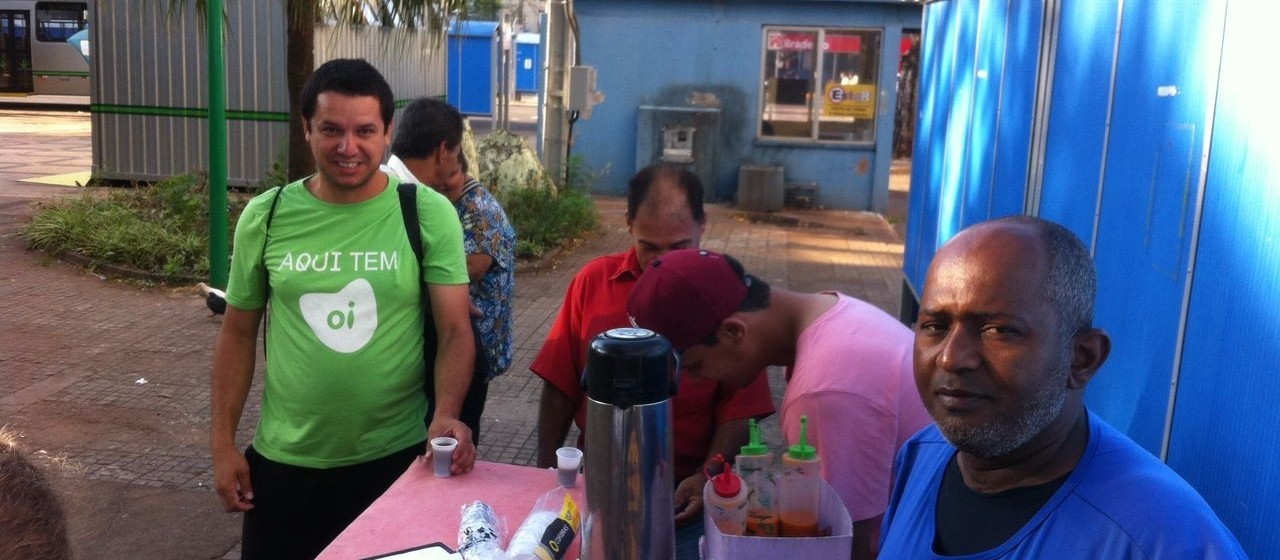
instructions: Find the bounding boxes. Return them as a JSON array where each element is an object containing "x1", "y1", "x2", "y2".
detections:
[{"x1": 582, "y1": 327, "x2": 677, "y2": 408}]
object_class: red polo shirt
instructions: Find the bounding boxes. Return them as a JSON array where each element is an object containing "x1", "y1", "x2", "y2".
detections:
[{"x1": 530, "y1": 247, "x2": 775, "y2": 482}]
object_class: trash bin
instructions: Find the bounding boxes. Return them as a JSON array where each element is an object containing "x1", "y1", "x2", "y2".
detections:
[{"x1": 736, "y1": 165, "x2": 785, "y2": 212}]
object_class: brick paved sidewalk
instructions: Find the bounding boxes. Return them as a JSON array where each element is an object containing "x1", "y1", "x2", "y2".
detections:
[{"x1": 0, "y1": 109, "x2": 907, "y2": 559}]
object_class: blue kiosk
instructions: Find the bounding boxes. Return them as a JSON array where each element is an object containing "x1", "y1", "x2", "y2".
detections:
[{"x1": 447, "y1": 20, "x2": 499, "y2": 116}]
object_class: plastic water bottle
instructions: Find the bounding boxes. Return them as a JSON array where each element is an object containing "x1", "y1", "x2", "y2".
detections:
[{"x1": 458, "y1": 501, "x2": 508, "y2": 560}]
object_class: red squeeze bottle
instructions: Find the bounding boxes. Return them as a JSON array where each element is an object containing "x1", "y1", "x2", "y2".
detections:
[{"x1": 704, "y1": 454, "x2": 749, "y2": 536}]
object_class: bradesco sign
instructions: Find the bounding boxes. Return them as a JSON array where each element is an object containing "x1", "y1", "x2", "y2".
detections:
[
  {"x1": 767, "y1": 32, "x2": 815, "y2": 51},
  {"x1": 767, "y1": 32, "x2": 862, "y2": 54}
]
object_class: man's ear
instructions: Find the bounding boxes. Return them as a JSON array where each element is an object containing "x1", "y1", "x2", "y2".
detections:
[
  {"x1": 433, "y1": 141, "x2": 453, "y2": 163},
  {"x1": 301, "y1": 116, "x2": 312, "y2": 140},
  {"x1": 1067, "y1": 328, "x2": 1111, "y2": 390},
  {"x1": 718, "y1": 316, "x2": 747, "y2": 345}
]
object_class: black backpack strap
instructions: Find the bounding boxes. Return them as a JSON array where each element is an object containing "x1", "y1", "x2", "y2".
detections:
[
  {"x1": 399, "y1": 182, "x2": 490, "y2": 442},
  {"x1": 397, "y1": 183, "x2": 425, "y2": 265},
  {"x1": 259, "y1": 185, "x2": 287, "y2": 356},
  {"x1": 262, "y1": 185, "x2": 286, "y2": 296},
  {"x1": 398, "y1": 183, "x2": 442, "y2": 411}
]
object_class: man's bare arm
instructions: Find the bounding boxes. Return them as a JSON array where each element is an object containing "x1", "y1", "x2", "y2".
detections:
[
  {"x1": 210, "y1": 305, "x2": 263, "y2": 513},
  {"x1": 464, "y1": 253, "x2": 494, "y2": 284},
  {"x1": 426, "y1": 282, "x2": 477, "y2": 473},
  {"x1": 536, "y1": 381, "x2": 578, "y2": 469}
]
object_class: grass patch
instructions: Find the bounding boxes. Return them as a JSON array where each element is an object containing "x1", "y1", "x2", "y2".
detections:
[{"x1": 24, "y1": 174, "x2": 245, "y2": 281}]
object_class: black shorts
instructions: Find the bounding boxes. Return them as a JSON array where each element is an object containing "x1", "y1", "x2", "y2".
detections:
[{"x1": 240, "y1": 442, "x2": 424, "y2": 560}]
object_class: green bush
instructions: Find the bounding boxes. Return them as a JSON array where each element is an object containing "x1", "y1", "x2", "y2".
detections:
[
  {"x1": 499, "y1": 180, "x2": 598, "y2": 259},
  {"x1": 24, "y1": 174, "x2": 224, "y2": 281}
]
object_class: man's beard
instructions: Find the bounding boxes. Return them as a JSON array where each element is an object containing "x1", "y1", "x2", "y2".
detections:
[{"x1": 934, "y1": 363, "x2": 1070, "y2": 459}]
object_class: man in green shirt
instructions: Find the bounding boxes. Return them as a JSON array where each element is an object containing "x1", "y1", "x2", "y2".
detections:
[{"x1": 210, "y1": 59, "x2": 476, "y2": 560}]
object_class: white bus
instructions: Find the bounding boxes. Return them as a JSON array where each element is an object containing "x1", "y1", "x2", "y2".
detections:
[{"x1": 0, "y1": 1, "x2": 88, "y2": 96}]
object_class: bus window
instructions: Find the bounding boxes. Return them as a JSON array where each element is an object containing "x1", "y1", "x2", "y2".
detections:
[{"x1": 35, "y1": 2, "x2": 86, "y2": 43}]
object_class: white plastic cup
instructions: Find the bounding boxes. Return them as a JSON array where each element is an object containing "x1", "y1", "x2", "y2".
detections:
[
  {"x1": 556, "y1": 446, "x2": 583, "y2": 487},
  {"x1": 430, "y1": 436, "x2": 458, "y2": 477}
]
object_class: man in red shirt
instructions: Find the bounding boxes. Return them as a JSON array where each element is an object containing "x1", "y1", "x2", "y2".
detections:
[{"x1": 532, "y1": 164, "x2": 774, "y2": 559}]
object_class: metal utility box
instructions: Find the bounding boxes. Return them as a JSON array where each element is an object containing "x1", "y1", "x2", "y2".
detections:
[
  {"x1": 635, "y1": 105, "x2": 720, "y2": 200},
  {"x1": 566, "y1": 65, "x2": 600, "y2": 118},
  {"x1": 514, "y1": 32, "x2": 540, "y2": 94},
  {"x1": 447, "y1": 20, "x2": 499, "y2": 116}
]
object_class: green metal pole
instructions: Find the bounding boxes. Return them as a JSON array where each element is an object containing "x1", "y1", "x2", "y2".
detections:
[{"x1": 208, "y1": 0, "x2": 229, "y2": 289}]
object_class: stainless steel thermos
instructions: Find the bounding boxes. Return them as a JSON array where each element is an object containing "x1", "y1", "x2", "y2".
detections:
[{"x1": 579, "y1": 327, "x2": 678, "y2": 560}]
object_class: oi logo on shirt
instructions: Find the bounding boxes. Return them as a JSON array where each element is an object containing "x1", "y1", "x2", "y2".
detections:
[{"x1": 299, "y1": 279, "x2": 377, "y2": 353}]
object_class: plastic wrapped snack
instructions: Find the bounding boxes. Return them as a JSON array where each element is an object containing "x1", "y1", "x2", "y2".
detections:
[
  {"x1": 458, "y1": 500, "x2": 508, "y2": 560},
  {"x1": 506, "y1": 488, "x2": 580, "y2": 560}
]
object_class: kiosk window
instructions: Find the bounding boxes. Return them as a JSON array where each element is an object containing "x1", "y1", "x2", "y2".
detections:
[
  {"x1": 35, "y1": 2, "x2": 86, "y2": 42},
  {"x1": 759, "y1": 27, "x2": 882, "y2": 144}
]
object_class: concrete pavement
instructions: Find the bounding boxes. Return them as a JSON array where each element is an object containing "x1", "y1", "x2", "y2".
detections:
[{"x1": 0, "y1": 108, "x2": 909, "y2": 559}]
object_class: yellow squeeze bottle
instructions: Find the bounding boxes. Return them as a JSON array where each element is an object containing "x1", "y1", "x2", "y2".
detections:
[
  {"x1": 735, "y1": 418, "x2": 779, "y2": 536},
  {"x1": 778, "y1": 415, "x2": 822, "y2": 537}
]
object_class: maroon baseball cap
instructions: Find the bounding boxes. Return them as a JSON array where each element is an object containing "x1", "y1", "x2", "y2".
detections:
[{"x1": 626, "y1": 249, "x2": 748, "y2": 350}]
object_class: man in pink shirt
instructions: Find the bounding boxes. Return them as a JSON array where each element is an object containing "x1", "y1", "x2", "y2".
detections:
[{"x1": 626, "y1": 249, "x2": 931, "y2": 560}]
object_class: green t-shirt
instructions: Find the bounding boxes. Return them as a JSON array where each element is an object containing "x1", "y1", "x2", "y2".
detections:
[{"x1": 225, "y1": 176, "x2": 468, "y2": 468}]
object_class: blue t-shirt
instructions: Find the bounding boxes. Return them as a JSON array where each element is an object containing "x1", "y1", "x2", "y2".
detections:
[
  {"x1": 880, "y1": 411, "x2": 1247, "y2": 559},
  {"x1": 454, "y1": 179, "x2": 515, "y2": 378}
]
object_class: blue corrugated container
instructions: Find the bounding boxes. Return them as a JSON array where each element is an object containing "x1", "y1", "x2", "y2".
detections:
[
  {"x1": 447, "y1": 20, "x2": 499, "y2": 116},
  {"x1": 904, "y1": 1, "x2": 1279, "y2": 557}
]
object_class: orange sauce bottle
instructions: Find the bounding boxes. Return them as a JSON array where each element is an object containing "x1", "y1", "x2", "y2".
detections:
[{"x1": 778, "y1": 415, "x2": 821, "y2": 537}]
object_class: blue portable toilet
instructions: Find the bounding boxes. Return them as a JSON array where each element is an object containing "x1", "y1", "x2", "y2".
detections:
[
  {"x1": 447, "y1": 20, "x2": 499, "y2": 116},
  {"x1": 514, "y1": 33, "x2": 540, "y2": 96}
]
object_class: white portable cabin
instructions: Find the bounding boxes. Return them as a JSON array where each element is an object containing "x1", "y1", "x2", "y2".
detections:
[{"x1": 89, "y1": 1, "x2": 446, "y2": 187}]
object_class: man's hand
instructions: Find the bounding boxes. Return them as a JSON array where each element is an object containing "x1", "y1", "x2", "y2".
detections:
[
  {"x1": 674, "y1": 471, "x2": 708, "y2": 525},
  {"x1": 428, "y1": 416, "x2": 476, "y2": 475},
  {"x1": 536, "y1": 381, "x2": 578, "y2": 469},
  {"x1": 212, "y1": 444, "x2": 254, "y2": 512}
]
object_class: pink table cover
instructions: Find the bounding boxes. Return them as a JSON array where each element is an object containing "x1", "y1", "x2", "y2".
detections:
[{"x1": 318, "y1": 458, "x2": 586, "y2": 560}]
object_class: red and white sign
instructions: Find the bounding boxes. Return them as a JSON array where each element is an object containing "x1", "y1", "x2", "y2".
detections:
[
  {"x1": 824, "y1": 35, "x2": 862, "y2": 54},
  {"x1": 767, "y1": 32, "x2": 816, "y2": 51}
]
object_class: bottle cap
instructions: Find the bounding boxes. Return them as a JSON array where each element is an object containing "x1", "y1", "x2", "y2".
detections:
[
  {"x1": 707, "y1": 454, "x2": 742, "y2": 498},
  {"x1": 788, "y1": 415, "x2": 817, "y2": 461},
  {"x1": 739, "y1": 418, "x2": 769, "y2": 456}
]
